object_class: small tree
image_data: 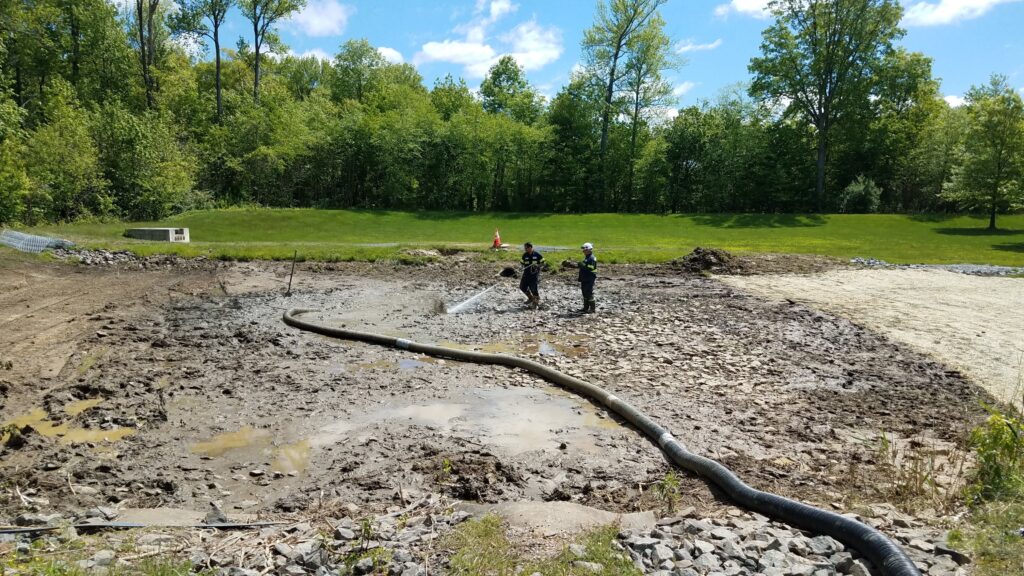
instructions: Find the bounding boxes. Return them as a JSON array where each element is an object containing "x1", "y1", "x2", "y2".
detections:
[
  {"x1": 238, "y1": 0, "x2": 305, "y2": 102},
  {"x1": 169, "y1": 0, "x2": 234, "y2": 120},
  {"x1": 942, "y1": 75, "x2": 1024, "y2": 230}
]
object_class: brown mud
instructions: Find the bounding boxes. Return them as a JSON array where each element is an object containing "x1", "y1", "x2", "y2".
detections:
[{"x1": 0, "y1": 254, "x2": 990, "y2": 531}]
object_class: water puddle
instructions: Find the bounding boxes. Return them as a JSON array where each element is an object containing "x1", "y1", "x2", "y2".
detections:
[
  {"x1": 64, "y1": 398, "x2": 104, "y2": 416},
  {"x1": 191, "y1": 427, "x2": 311, "y2": 474},
  {"x1": 273, "y1": 440, "x2": 310, "y2": 474},
  {"x1": 192, "y1": 427, "x2": 271, "y2": 457},
  {"x1": 311, "y1": 386, "x2": 624, "y2": 455},
  {"x1": 439, "y1": 334, "x2": 588, "y2": 358},
  {"x1": 2, "y1": 405, "x2": 135, "y2": 444}
]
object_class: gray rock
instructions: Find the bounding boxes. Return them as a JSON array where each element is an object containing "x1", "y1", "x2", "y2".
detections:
[
  {"x1": 693, "y1": 539, "x2": 715, "y2": 555},
  {"x1": 571, "y1": 561, "x2": 604, "y2": 573},
  {"x1": 908, "y1": 538, "x2": 934, "y2": 553},
  {"x1": 933, "y1": 544, "x2": 971, "y2": 565},
  {"x1": 759, "y1": 550, "x2": 791, "y2": 571},
  {"x1": 281, "y1": 565, "x2": 306, "y2": 576},
  {"x1": 334, "y1": 527, "x2": 356, "y2": 540},
  {"x1": 653, "y1": 544, "x2": 675, "y2": 563},
  {"x1": 353, "y1": 557, "x2": 375, "y2": 575},
  {"x1": 92, "y1": 550, "x2": 115, "y2": 567},
  {"x1": 400, "y1": 564, "x2": 423, "y2": 576},
  {"x1": 673, "y1": 568, "x2": 699, "y2": 576},
  {"x1": 569, "y1": 543, "x2": 587, "y2": 558},
  {"x1": 808, "y1": 536, "x2": 840, "y2": 556},
  {"x1": 683, "y1": 518, "x2": 715, "y2": 534},
  {"x1": 844, "y1": 559, "x2": 872, "y2": 576},
  {"x1": 694, "y1": 553, "x2": 722, "y2": 572},
  {"x1": 629, "y1": 536, "x2": 662, "y2": 550},
  {"x1": 392, "y1": 549, "x2": 413, "y2": 563},
  {"x1": 710, "y1": 527, "x2": 739, "y2": 540}
]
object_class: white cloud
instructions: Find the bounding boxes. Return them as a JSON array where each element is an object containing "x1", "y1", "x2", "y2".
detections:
[
  {"x1": 944, "y1": 94, "x2": 967, "y2": 107},
  {"x1": 903, "y1": 0, "x2": 1022, "y2": 26},
  {"x1": 714, "y1": 0, "x2": 771, "y2": 19},
  {"x1": 378, "y1": 47, "x2": 404, "y2": 64},
  {"x1": 676, "y1": 38, "x2": 723, "y2": 54},
  {"x1": 502, "y1": 21, "x2": 563, "y2": 70},
  {"x1": 415, "y1": 0, "x2": 561, "y2": 79},
  {"x1": 673, "y1": 81, "x2": 698, "y2": 98},
  {"x1": 416, "y1": 40, "x2": 497, "y2": 68},
  {"x1": 290, "y1": 0, "x2": 355, "y2": 37}
]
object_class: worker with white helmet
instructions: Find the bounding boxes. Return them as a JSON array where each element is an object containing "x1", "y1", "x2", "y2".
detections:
[{"x1": 577, "y1": 242, "x2": 597, "y2": 314}]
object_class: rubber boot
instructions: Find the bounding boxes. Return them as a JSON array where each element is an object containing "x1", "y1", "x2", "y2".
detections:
[
  {"x1": 585, "y1": 299, "x2": 595, "y2": 314},
  {"x1": 578, "y1": 298, "x2": 589, "y2": 314}
]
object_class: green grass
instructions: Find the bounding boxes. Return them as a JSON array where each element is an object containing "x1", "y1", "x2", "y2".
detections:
[
  {"x1": 16, "y1": 208, "x2": 1024, "y2": 265},
  {"x1": 444, "y1": 514, "x2": 641, "y2": 576}
]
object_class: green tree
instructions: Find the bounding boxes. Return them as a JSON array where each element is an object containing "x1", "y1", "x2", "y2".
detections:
[
  {"x1": 431, "y1": 74, "x2": 474, "y2": 121},
  {"x1": 331, "y1": 38, "x2": 386, "y2": 104},
  {"x1": 480, "y1": 56, "x2": 541, "y2": 124},
  {"x1": 239, "y1": 0, "x2": 305, "y2": 102},
  {"x1": 749, "y1": 0, "x2": 904, "y2": 210},
  {"x1": 943, "y1": 75, "x2": 1024, "y2": 230},
  {"x1": 169, "y1": 0, "x2": 234, "y2": 120},
  {"x1": 22, "y1": 81, "x2": 109, "y2": 221},
  {"x1": 582, "y1": 0, "x2": 666, "y2": 203},
  {"x1": 621, "y1": 14, "x2": 676, "y2": 203}
]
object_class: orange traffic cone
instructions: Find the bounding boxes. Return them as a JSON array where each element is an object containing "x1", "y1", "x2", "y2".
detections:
[{"x1": 492, "y1": 229, "x2": 502, "y2": 250}]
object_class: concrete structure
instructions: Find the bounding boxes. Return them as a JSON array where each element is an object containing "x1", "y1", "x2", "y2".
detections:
[{"x1": 124, "y1": 228, "x2": 190, "y2": 243}]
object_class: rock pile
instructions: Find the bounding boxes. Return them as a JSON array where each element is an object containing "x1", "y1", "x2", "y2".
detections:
[
  {"x1": 672, "y1": 248, "x2": 741, "y2": 274},
  {"x1": 51, "y1": 248, "x2": 212, "y2": 270},
  {"x1": 616, "y1": 509, "x2": 968, "y2": 576}
]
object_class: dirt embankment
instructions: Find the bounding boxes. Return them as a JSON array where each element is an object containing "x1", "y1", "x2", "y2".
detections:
[{"x1": 723, "y1": 269, "x2": 1024, "y2": 409}]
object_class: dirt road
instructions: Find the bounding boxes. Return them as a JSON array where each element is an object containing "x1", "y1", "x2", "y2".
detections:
[{"x1": 723, "y1": 269, "x2": 1024, "y2": 409}]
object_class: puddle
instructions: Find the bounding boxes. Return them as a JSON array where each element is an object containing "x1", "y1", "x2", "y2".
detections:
[
  {"x1": 353, "y1": 359, "x2": 395, "y2": 371},
  {"x1": 2, "y1": 405, "x2": 136, "y2": 444},
  {"x1": 192, "y1": 427, "x2": 271, "y2": 457},
  {"x1": 311, "y1": 386, "x2": 624, "y2": 455},
  {"x1": 273, "y1": 440, "x2": 310, "y2": 474},
  {"x1": 191, "y1": 428, "x2": 311, "y2": 475},
  {"x1": 439, "y1": 334, "x2": 588, "y2": 358},
  {"x1": 64, "y1": 398, "x2": 103, "y2": 416}
]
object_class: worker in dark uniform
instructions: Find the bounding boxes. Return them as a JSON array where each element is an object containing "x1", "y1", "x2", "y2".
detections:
[
  {"x1": 520, "y1": 242, "x2": 543, "y2": 308},
  {"x1": 578, "y1": 242, "x2": 597, "y2": 314}
]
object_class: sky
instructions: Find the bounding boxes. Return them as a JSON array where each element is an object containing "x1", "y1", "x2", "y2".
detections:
[{"x1": 192, "y1": 0, "x2": 1024, "y2": 108}]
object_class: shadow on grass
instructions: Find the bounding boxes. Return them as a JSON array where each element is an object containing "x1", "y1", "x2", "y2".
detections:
[
  {"x1": 935, "y1": 228, "x2": 1024, "y2": 236},
  {"x1": 409, "y1": 210, "x2": 550, "y2": 221},
  {"x1": 993, "y1": 243, "x2": 1024, "y2": 253},
  {"x1": 906, "y1": 213, "x2": 963, "y2": 223},
  {"x1": 690, "y1": 214, "x2": 827, "y2": 228}
]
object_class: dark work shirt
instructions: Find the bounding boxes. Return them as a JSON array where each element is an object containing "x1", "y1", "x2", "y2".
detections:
[
  {"x1": 521, "y1": 251, "x2": 543, "y2": 276},
  {"x1": 578, "y1": 254, "x2": 597, "y2": 282}
]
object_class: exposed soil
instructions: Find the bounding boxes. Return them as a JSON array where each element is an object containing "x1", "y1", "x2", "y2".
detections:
[
  {"x1": 723, "y1": 269, "x2": 1024, "y2": 410},
  {"x1": 0, "y1": 254, "x2": 993, "y2": 538}
]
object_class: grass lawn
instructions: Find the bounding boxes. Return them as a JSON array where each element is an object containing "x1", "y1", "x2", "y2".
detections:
[{"x1": 17, "y1": 209, "x2": 1024, "y2": 265}]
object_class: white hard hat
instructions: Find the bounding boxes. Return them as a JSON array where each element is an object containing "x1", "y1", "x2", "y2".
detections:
[{"x1": 581, "y1": 242, "x2": 593, "y2": 250}]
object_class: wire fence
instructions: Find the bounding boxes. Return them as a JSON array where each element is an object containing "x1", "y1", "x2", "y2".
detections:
[{"x1": 0, "y1": 229, "x2": 74, "y2": 253}]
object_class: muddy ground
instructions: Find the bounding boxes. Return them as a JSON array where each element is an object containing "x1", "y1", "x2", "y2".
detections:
[
  {"x1": 723, "y1": 269, "x2": 1024, "y2": 409},
  {"x1": 0, "y1": 252, "x2": 995, "y2": 543}
]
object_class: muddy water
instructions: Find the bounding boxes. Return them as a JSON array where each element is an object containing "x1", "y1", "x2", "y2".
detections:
[{"x1": 3, "y1": 401, "x2": 136, "y2": 444}]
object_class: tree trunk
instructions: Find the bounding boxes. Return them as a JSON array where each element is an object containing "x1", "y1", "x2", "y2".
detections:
[
  {"x1": 214, "y1": 29, "x2": 223, "y2": 120},
  {"x1": 815, "y1": 125, "x2": 827, "y2": 213},
  {"x1": 598, "y1": 50, "x2": 621, "y2": 209},
  {"x1": 69, "y1": 6, "x2": 80, "y2": 87},
  {"x1": 989, "y1": 187, "x2": 998, "y2": 230},
  {"x1": 136, "y1": 1, "x2": 153, "y2": 109}
]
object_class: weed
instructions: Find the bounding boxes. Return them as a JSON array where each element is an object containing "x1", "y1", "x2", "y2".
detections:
[
  {"x1": 654, "y1": 471, "x2": 682, "y2": 514},
  {"x1": 966, "y1": 408, "x2": 1024, "y2": 502},
  {"x1": 443, "y1": 514, "x2": 642, "y2": 576}
]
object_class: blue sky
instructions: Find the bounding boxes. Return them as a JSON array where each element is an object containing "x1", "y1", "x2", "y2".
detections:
[{"x1": 206, "y1": 0, "x2": 1024, "y2": 108}]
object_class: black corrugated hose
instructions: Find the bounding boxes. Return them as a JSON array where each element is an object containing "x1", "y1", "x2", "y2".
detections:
[{"x1": 283, "y1": 308, "x2": 920, "y2": 576}]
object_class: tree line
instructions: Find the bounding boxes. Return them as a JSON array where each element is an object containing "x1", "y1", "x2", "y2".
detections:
[{"x1": 1, "y1": 0, "x2": 1022, "y2": 228}]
